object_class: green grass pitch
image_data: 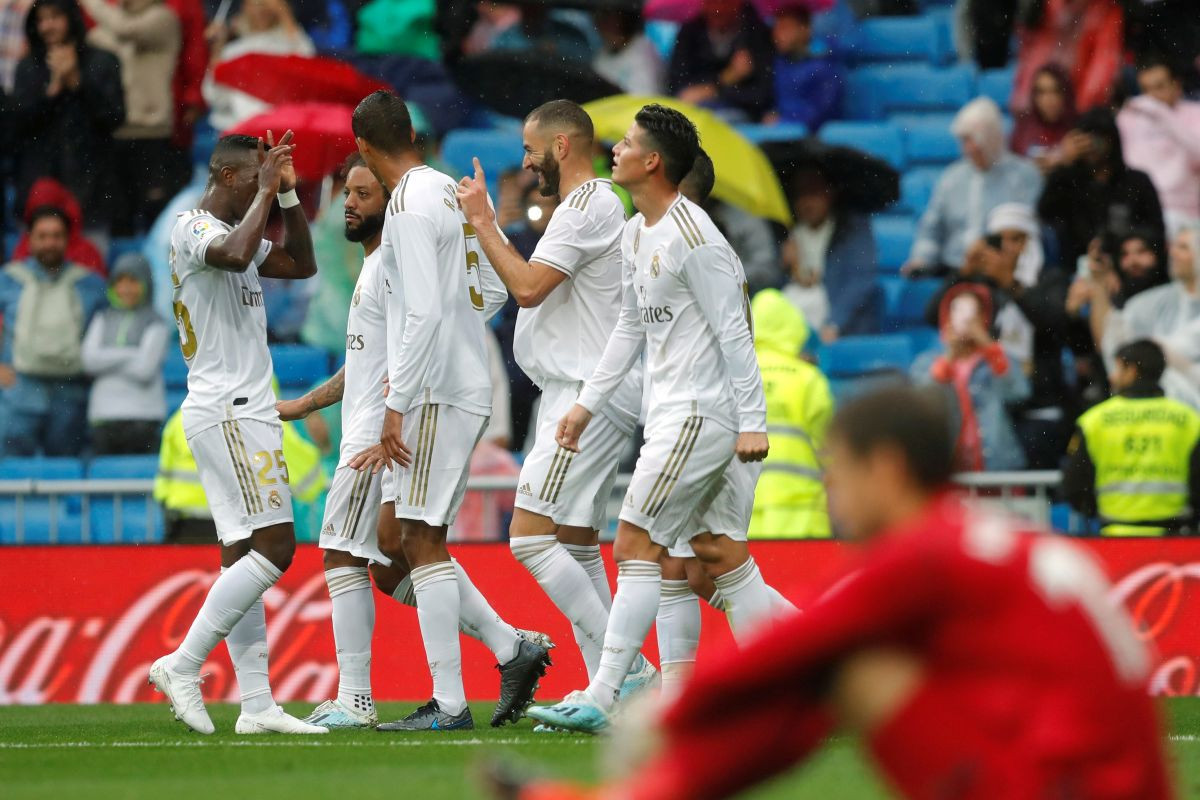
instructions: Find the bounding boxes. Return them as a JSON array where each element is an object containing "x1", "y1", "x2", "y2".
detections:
[{"x1": 2, "y1": 700, "x2": 1200, "y2": 798}]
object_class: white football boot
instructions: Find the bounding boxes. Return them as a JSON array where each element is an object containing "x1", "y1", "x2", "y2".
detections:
[
  {"x1": 236, "y1": 704, "x2": 330, "y2": 734},
  {"x1": 149, "y1": 656, "x2": 215, "y2": 735}
]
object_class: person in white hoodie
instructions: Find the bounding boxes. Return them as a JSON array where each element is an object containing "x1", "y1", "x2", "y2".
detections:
[{"x1": 81, "y1": 252, "x2": 168, "y2": 453}]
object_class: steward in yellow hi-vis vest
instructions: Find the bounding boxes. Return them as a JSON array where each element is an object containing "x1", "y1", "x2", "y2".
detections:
[
  {"x1": 747, "y1": 289, "x2": 834, "y2": 538},
  {"x1": 1063, "y1": 340, "x2": 1200, "y2": 535}
]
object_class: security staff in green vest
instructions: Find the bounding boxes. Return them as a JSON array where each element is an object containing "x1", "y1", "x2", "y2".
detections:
[
  {"x1": 747, "y1": 289, "x2": 834, "y2": 538},
  {"x1": 1063, "y1": 339, "x2": 1200, "y2": 535},
  {"x1": 155, "y1": 398, "x2": 329, "y2": 542}
]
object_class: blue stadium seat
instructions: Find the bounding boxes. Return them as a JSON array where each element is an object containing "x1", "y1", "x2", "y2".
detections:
[
  {"x1": 828, "y1": 372, "x2": 910, "y2": 406},
  {"x1": 880, "y1": 276, "x2": 941, "y2": 331},
  {"x1": 86, "y1": 455, "x2": 162, "y2": 543},
  {"x1": 896, "y1": 117, "x2": 960, "y2": 166},
  {"x1": 845, "y1": 65, "x2": 975, "y2": 120},
  {"x1": 164, "y1": 347, "x2": 188, "y2": 389},
  {"x1": 441, "y1": 129, "x2": 525, "y2": 182},
  {"x1": 819, "y1": 334, "x2": 914, "y2": 378},
  {"x1": 108, "y1": 237, "x2": 147, "y2": 268},
  {"x1": 900, "y1": 166, "x2": 944, "y2": 215},
  {"x1": 0, "y1": 457, "x2": 85, "y2": 544},
  {"x1": 902, "y1": 326, "x2": 942, "y2": 357},
  {"x1": 853, "y1": 16, "x2": 951, "y2": 65},
  {"x1": 818, "y1": 121, "x2": 905, "y2": 169},
  {"x1": 736, "y1": 122, "x2": 808, "y2": 144},
  {"x1": 978, "y1": 67, "x2": 1016, "y2": 110},
  {"x1": 872, "y1": 215, "x2": 915, "y2": 272},
  {"x1": 269, "y1": 344, "x2": 330, "y2": 389},
  {"x1": 878, "y1": 275, "x2": 906, "y2": 331}
]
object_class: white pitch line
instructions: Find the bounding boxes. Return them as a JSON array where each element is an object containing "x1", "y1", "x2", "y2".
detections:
[{"x1": 0, "y1": 737, "x2": 589, "y2": 750}]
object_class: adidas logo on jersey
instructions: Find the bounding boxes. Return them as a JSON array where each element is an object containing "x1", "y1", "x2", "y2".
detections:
[{"x1": 518, "y1": 483, "x2": 533, "y2": 497}]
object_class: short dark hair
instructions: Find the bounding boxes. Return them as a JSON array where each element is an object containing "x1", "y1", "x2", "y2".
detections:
[
  {"x1": 1136, "y1": 52, "x2": 1181, "y2": 80},
  {"x1": 28, "y1": 205, "x2": 71, "y2": 234},
  {"x1": 526, "y1": 99, "x2": 594, "y2": 144},
  {"x1": 341, "y1": 152, "x2": 390, "y2": 198},
  {"x1": 680, "y1": 148, "x2": 716, "y2": 203},
  {"x1": 352, "y1": 90, "x2": 414, "y2": 155},
  {"x1": 829, "y1": 385, "x2": 955, "y2": 489},
  {"x1": 634, "y1": 103, "x2": 701, "y2": 186},
  {"x1": 209, "y1": 134, "x2": 260, "y2": 174},
  {"x1": 1115, "y1": 339, "x2": 1166, "y2": 385}
]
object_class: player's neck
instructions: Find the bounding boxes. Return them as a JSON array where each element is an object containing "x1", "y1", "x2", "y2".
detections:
[
  {"x1": 556, "y1": 160, "x2": 597, "y2": 199},
  {"x1": 198, "y1": 184, "x2": 238, "y2": 226},
  {"x1": 632, "y1": 183, "x2": 680, "y2": 227},
  {"x1": 878, "y1": 491, "x2": 937, "y2": 537},
  {"x1": 374, "y1": 152, "x2": 425, "y2": 195},
  {"x1": 362, "y1": 235, "x2": 382, "y2": 258}
]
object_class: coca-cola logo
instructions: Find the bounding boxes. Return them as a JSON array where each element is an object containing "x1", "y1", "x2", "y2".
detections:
[
  {"x1": 0, "y1": 570, "x2": 338, "y2": 705},
  {"x1": 1110, "y1": 561, "x2": 1200, "y2": 696}
]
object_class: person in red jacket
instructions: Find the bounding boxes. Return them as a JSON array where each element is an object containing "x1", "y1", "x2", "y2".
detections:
[
  {"x1": 164, "y1": 0, "x2": 207, "y2": 186},
  {"x1": 11, "y1": 176, "x2": 104, "y2": 275},
  {"x1": 501, "y1": 385, "x2": 1172, "y2": 800}
]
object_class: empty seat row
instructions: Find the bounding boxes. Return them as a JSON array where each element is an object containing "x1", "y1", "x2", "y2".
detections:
[{"x1": 843, "y1": 64, "x2": 1015, "y2": 122}]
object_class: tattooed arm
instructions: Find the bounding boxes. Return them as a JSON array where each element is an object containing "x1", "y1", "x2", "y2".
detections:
[{"x1": 276, "y1": 367, "x2": 345, "y2": 421}]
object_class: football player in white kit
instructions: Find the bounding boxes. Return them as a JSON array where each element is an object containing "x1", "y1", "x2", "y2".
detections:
[
  {"x1": 148, "y1": 132, "x2": 327, "y2": 735},
  {"x1": 455, "y1": 100, "x2": 655, "y2": 694},
  {"x1": 275, "y1": 155, "x2": 553, "y2": 729},
  {"x1": 350, "y1": 90, "x2": 544, "y2": 731},
  {"x1": 527, "y1": 105, "x2": 779, "y2": 733}
]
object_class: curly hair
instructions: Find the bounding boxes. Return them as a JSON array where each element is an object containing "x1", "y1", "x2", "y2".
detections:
[{"x1": 634, "y1": 104, "x2": 701, "y2": 186}]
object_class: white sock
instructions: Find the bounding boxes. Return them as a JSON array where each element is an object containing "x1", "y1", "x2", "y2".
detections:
[
  {"x1": 170, "y1": 550, "x2": 281, "y2": 679},
  {"x1": 707, "y1": 588, "x2": 726, "y2": 612},
  {"x1": 512, "y1": 535, "x2": 610, "y2": 680},
  {"x1": 768, "y1": 584, "x2": 795, "y2": 613},
  {"x1": 656, "y1": 579, "x2": 700, "y2": 701},
  {"x1": 453, "y1": 559, "x2": 520, "y2": 664},
  {"x1": 586, "y1": 560, "x2": 661, "y2": 711},
  {"x1": 410, "y1": 561, "x2": 467, "y2": 716},
  {"x1": 712, "y1": 557, "x2": 773, "y2": 642},
  {"x1": 392, "y1": 575, "x2": 416, "y2": 606},
  {"x1": 326, "y1": 566, "x2": 374, "y2": 716},
  {"x1": 562, "y1": 543, "x2": 613, "y2": 610},
  {"x1": 226, "y1": 592, "x2": 275, "y2": 714}
]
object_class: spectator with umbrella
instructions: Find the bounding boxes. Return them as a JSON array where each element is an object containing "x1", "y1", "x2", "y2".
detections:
[{"x1": 766, "y1": 139, "x2": 895, "y2": 341}]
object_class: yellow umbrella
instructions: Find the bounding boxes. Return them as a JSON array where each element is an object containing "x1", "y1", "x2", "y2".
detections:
[{"x1": 582, "y1": 95, "x2": 793, "y2": 227}]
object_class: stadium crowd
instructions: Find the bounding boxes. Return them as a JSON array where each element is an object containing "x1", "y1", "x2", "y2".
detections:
[{"x1": 1, "y1": 0, "x2": 1200, "y2": 538}]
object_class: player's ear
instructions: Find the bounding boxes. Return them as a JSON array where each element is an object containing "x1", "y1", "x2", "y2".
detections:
[
  {"x1": 645, "y1": 150, "x2": 661, "y2": 176},
  {"x1": 355, "y1": 136, "x2": 372, "y2": 160}
]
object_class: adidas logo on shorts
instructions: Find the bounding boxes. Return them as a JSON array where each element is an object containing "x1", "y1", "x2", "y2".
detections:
[
  {"x1": 518, "y1": 482, "x2": 533, "y2": 497},
  {"x1": 321, "y1": 523, "x2": 335, "y2": 536}
]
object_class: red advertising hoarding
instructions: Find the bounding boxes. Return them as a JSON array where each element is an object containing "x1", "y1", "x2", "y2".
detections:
[{"x1": 1, "y1": 539, "x2": 1199, "y2": 704}]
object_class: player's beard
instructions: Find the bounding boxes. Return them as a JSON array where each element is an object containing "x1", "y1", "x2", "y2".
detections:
[
  {"x1": 344, "y1": 210, "x2": 385, "y2": 243},
  {"x1": 536, "y1": 153, "x2": 561, "y2": 197}
]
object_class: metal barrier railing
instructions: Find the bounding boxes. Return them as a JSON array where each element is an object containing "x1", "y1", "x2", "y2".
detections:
[{"x1": 0, "y1": 471, "x2": 1077, "y2": 544}]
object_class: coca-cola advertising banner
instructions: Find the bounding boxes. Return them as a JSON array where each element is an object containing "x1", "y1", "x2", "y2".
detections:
[{"x1": 1, "y1": 540, "x2": 1198, "y2": 705}]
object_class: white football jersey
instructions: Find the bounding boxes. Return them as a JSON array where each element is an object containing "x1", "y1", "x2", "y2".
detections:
[
  {"x1": 168, "y1": 209, "x2": 276, "y2": 438},
  {"x1": 577, "y1": 195, "x2": 767, "y2": 433},
  {"x1": 517, "y1": 178, "x2": 639, "y2": 432},
  {"x1": 339, "y1": 249, "x2": 389, "y2": 459},
  {"x1": 380, "y1": 165, "x2": 506, "y2": 417}
]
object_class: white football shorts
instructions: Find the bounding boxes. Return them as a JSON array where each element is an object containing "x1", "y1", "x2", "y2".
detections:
[
  {"x1": 515, "y1": 379, "x2": 632, "y2": 531},
  {"x1": 187, "y1": 418, "x2": 293, "y2": 545},
  {"x1": 380, "y1": 403, "x2": 488, "y2": 528},
  {"x1": 667, "y1": 459, "x2": 763, "y2": 558},
  {"x1": 320, "y1": 465, "x2": 388, "y2": 565},
  {"x1": 619, "y1": 414, "x2": 736, "y2": 550}
]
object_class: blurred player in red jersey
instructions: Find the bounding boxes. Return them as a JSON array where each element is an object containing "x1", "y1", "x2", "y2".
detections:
[{"x1": 497, "y1": 385, "x2": 1173, "y2": 800}]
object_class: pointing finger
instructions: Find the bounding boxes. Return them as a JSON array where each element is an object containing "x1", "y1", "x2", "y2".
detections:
[{"x1": 473, "y1": 157, "x2": 485, "y2": 182}]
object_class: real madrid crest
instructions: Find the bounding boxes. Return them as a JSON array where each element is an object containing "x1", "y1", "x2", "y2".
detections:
[
  {"x1": 650, "y1": 252, "x2": 661, "y2": 279},
  {"x1": 352, "y1": 285, "x2": 361, "y2": 307},
  {"x1": 268, "y1": 490, "x2": 283, "y2": 510}
]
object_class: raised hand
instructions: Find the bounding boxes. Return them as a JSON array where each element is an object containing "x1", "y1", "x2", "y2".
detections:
[
  {"x1": 455, "y1": 157, "x2": 494, "y2": 227},
  {"x1": 267, "y1": 129, "x2": 298, "y2": 191},
  {"x1": 257, "y1": 130, "x2": 296, "y2": 194}
]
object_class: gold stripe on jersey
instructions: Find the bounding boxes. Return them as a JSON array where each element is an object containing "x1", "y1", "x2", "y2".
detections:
[
  {"x1": 230, "y1": 421, "x2": 265, "y2": 514},
  {"x1": 570, "y1": 181, "x2": 598, "y2": 210},
  {"x1": 677, "y1": 205, "x2": 706, "y2": 245},
  {"x1": 641, "y1": 416, "x2": 698, "y2": 515},
  {"x1": 416, "y1": 404, "x2": 440, "y2": 507},
  {"x1": 670, "y1": 207, "x2": 705, "y2": 250},
  {"x1": 648, "y1": 417, "x2": 704, "y2": 517},
  {"x1": 407, "y1": 404, "x2": 432, "y2": 507},
  {"x1": 225, "y1": 422, "x2": 262, "y2": 515}
]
